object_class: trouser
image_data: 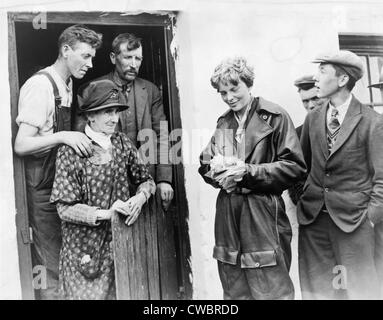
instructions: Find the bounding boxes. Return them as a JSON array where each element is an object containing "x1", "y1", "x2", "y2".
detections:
[
  {"x1": 215, "y1": 192, "x2": 294, "y2": 300},
  {"x1": 25, "y1": 157, "x2": 61, "y2": 300},
  {"x1": 217, "y1": 247, "x2": 294, "y2": 300},
  {"x1": 375, "y1": 222, "x2": 383, "y2": 296},
  {"x1": 299, "y1": 211, "x2": 380, "y2": 300}
]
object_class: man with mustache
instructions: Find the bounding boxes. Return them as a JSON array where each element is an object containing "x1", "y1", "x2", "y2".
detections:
[
  {"x1": 96, "y1": 33, "x2": 173, "y2": 210},
  {"x1": 14, "y1": 24, "x2": 103, "y2": 299},
  {"x1": 297, "y1": 50, "x2": 383, "y2": 299}
]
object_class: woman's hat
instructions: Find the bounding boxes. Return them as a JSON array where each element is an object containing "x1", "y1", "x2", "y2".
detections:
[{"x1": 77, "y1": 79, "x2": 129, "y2": 113}]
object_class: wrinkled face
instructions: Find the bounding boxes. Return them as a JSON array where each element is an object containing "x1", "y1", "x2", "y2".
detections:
[
  {"x1": 63, "y1": 42, "x2": 96, "y2": 79},
  {"x1": 110, "y1": 43, "x2": 143, "y2": 82},
  {"x1": 88, "y1": 107, "x2": 120, "y2": 135},
  {"x1": 299, "y1": 87, "x2": 327, "y2": 111},
  {"x1": 217, "y1": 79, "x2": 252, "y2": 113},
  {"x1": 314, "y1": 63, "x2": 345, "y2": 99}
]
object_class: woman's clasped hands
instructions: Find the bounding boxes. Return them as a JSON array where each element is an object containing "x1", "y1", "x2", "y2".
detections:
[{"x1": 110, "y1": 193, "x2": 147, "y2": 226}]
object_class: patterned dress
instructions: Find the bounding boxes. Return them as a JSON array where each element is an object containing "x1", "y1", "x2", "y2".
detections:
[{"x1": 50, "y1": 132, "x2": 155, "y2": 300}]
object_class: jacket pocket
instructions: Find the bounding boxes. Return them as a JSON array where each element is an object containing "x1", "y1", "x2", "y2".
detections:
[{"x1": 240, "y1": 250, "x2": 277, "y2": 268}]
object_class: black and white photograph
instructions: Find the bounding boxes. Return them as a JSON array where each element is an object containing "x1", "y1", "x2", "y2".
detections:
[{"x1": 1, "y1": 0, "x2": 383, "y2": 307}]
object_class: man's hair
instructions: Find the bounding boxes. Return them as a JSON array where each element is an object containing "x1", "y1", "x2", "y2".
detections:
[
  {"x1": 332, "y1": 64, "x2": 356, "y2": 91},
  {"x1": 58, "y1": 25, "x2": 103, "y2": 52},
  {"x1": 111, "y1": 33, "x2": 142, "y2": 54},
  {"x1": 210, "y1": 56, "x2": 255, "y2": 90}
]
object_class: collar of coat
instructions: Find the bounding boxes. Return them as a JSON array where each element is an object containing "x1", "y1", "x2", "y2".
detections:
[
  {"x1": 217, "y1": 96, "x2": 281, "y2": 123},
  {"x1": 106, "y1": 71, "x2": 149, "y2": 129},
  {"x1": 215, "y1": 97, "x2": 284, "y2": 159},
  {"x1": 310, "y1": 94, "x2": 363, "y2": 158}
]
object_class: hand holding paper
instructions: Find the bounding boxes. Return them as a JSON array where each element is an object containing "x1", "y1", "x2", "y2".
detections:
[{"x1": 206, "y1": 154, "x2": 247, "y2": 192}]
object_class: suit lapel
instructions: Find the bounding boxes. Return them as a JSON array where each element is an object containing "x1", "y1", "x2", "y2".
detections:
[
  {"x1": 314, "y1": 104, "x2": 329, "y2": 159},
  {"x1": 243, "y1": 99, "x2": 273, "y2": 160},
  {"x1": 329, "y1": 96, "x2": 362, "y2": 158},
  {"x1": 134, "y1": 79, "x2": 148, "y2": 129}
]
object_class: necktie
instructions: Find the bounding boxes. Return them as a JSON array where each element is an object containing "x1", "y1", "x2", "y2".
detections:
[
  {"x1": 328, "y1": 108, "x2": 340, "y2": 132},
  {"x1": 327, "y1": 108, "x2": 340, "y2": 153}
]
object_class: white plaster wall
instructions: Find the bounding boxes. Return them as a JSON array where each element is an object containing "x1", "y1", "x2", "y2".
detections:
[
  {"x1": 1, "y1": 0, "x2": 383, "y2": 299},
  {"x1": 0, "y1": 10, "x2": 22, "y2": 300}
]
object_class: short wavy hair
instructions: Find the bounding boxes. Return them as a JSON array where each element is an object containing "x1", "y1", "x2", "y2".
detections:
[
  {"x1": 111, "y1": 33, "x2": 142, "y2": 54},
  {"x1": 58, "y1": 24, "x2": 102, "y2": 52},
  {"x1": 210, "y1": 56, "x2": 255, "y2": 90}
]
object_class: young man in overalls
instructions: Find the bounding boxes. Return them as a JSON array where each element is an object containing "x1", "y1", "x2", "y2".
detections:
[{"x1": 14, "y1": 24, "x2": 102, "y2": 299}]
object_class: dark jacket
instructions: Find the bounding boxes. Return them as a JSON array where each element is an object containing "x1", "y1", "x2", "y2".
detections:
[
  {"x1": 297, "y1": 95, "x2": 383, "y2": 232},
  {"x1": 199, "y1": 97, "x2": 306, "y2": 195},
  {"x1": 198, "y1": 97, "x2": 306, "y2": 299},
  {"x1": 288, "y1": 124, "x2": 304, "y2": 205}
]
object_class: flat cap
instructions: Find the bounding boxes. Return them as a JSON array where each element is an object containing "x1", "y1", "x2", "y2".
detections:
[
  {"x1": 294, "y1": 74, "x2": 316, "y2": 90},
  {"x1": 312, "y1": 50, "x2": 364, "y2": 81},
  {"x1": 77, "y1": 79, "x2": 129, "y2": 114}
]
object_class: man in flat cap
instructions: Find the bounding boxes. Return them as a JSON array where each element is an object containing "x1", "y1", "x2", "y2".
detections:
[
  {"x1": 288, "y1": 75, "x2": 327, "y2": 205},
  {"x1": 368, "y1": 66, "x2": 383, "y2": 100},
  {"x1": 297, "y1": 50, "x2": 383, "y2": 299},
  {"x1": 294, "y1": 75, "x2": 327, "y2": 137},
  {"x1": 367, "y1": 67, "x2": 383, "y2": 295}
]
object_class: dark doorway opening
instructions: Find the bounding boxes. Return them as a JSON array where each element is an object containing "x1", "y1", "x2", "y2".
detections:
[{"x1": 15, "y1": 22, "x2": 171, "y2": 121}]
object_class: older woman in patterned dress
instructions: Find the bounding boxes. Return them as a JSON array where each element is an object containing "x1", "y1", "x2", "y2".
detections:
[{"x1": 50, "y1": 79, "x2": 155, "y2": 299}]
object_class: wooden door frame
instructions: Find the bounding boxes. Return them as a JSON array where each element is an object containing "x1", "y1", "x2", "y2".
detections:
[{"x1": 8, "y1": 11, "x2": 192, "y2": 300}]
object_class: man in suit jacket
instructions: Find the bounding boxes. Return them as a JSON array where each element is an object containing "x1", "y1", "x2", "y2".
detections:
[
  {"x1": 289, "y1": 75, "x2": 327, "y2": 205},
  {"x1": 294, "y1": 75, "x2": 327, "y2": 137},
  {"x1": 297, "y1": 50, "x2": 383, "y2": 299},
  {"x1": 367, "y1": 71, "x2": 383, "y2": 294},
  {"x1": 97, "y1": 33, "x2": 173, "y2": 209}
]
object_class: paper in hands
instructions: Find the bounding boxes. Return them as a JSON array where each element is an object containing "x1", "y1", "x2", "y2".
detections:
[{"x1": 205, "y1": 154, "x2": 246, "y2": 193}]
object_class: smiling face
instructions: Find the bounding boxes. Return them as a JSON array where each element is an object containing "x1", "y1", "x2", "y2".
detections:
[
  {"x1": 110, "y1": 43, "x2": 143, "y2": 83},
  {"x1": 87, "y1": 107, "x2": 120, "y2": 135},
  {"x1": 63, "y1": 41, "x2": 96, "y2": 79},
  {"x1": 217, "y1": 79, "x2": 252, "y2": 113}
]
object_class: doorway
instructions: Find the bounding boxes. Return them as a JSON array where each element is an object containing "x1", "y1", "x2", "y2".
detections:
[{"x1": 8, "y1": 11, "x2": 192, "y2": 300}]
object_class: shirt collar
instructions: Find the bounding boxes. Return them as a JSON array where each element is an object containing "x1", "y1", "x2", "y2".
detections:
[
  {"x1": 112, "y1": 70, "x2": 133, "y2": 91},
  {"x1": 234, "y1": 96, "x2": 254, "y2": 125},
  {"x1": 329, "y1": 94, "x2": 352, "y2": 114},
  {"x1": 85, "y1": 124, "x2": 112, "y2": 150}
]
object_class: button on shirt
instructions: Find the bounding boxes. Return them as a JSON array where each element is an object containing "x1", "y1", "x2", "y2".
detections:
[
  {"x1": 326, "y1": 94, "x2": 352, "y2": 127},
  {"x1": 16, "y1": 65, "x2": 73, "y2": 136}
]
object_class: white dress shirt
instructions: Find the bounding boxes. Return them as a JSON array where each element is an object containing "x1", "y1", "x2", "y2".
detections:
[{"x1": 327, "y1": 94, "x2": 352, "y2": 126}]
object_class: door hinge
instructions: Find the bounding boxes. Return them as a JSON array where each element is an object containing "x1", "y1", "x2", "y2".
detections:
[
  {"x1": 177, "y1": 286, "x2": 185, "y2": 299},
  {"x1": 20, "y1": 227, "x2": 33, "y2": 244}
]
